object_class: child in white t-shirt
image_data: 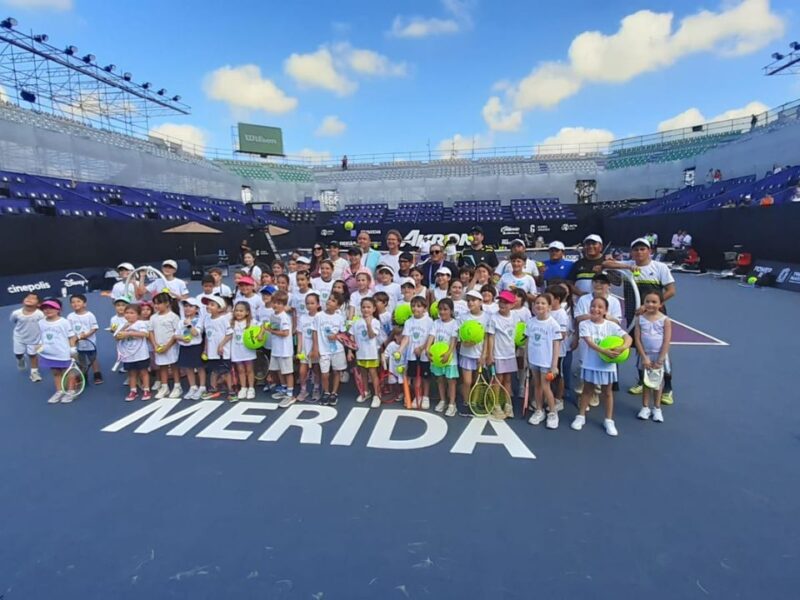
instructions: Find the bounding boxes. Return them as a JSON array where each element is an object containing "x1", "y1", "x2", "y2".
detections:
[
  {"x1": 68, "y1": 293, "x2": 102, "y2": 384},
  {"x1": 348, "y1": 272, "x2": 373, "y2": 320},
  {"x1": 457, "y1": 291, "x2": 489, "y2": 410},
  {"x1": 374, "y1": 265, "x2": 402, "y2": 311},
  {"x1": 525, "y1": 293, "x2": 562, "y2": 429},
  {"x1": 311, "y1": 291, "x2": 347, "y2": 406},
  {"x1": 397, "y1": 296, "x2": 434, "y2": 409},
  {"x1": 201, "y1": 295, "x2": 234, "y2": 401},
  {"x1": 229, "y1": 301, "x2": 260, "y2": 401},
  {"x1": 485, "y1": 291, "x2": 519, "y2": 418},
  {"x1": 498, "y1": 252, "x2": 537, "y2": 304},
  {"x1": 114, "y1": 303, "x2": 152, "y2": 401},
  {"x1": 268, "y1": 291, "x2": 296, "y2": 408},
  {"x1": 176, "y1": 298, "x2": 206, "y2": 400},
  {"x1": 10, "y1": 293, "x2": 43, "y2": 382},
  {"x1": 382, "y1": 328, "x2": 406, "y2": 403},
  {"x1": 480, "y1": 284, "x2": 498, "y2": 315},
  {"x1": 295, "y1": 292, "x2": 321, "y2": 403},
  {"x1": 351, "y1": 297, "x2": 382, "y2": 408},
  {"x1": 546, "y1": 285, "x2": 572, "y2": 413},
  {"x1": 37, "y1": 298, "x2": 78, "y2": 404},
  {"x1": 448, "y1": 280, "x2": 468, "y2": 320},
  {"x1": 149, "y1": 292, "x2": 182, "y2": 400},
  {"x1": 633, "y1": 291, "x2": 671, "y2": 423},
  {"x1": 425, "y1": 298, "x2": 459, "y2": 417}
]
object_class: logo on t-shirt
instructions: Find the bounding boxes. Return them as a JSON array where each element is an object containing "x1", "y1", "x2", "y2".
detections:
[{"x1": 46, "y1": 332, "x2": 53, "y2": 341}]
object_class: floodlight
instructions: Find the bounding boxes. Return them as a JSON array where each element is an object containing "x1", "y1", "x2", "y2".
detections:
[
  {"x1": 65, "y1": 45, "x2": 78, "y2": 56},
  {"x1": 771, "y1": 52, "x2": 784, "y2": 60},
  {"x1": 790, "y1": 41, "x2": 800, "y2": 51},
  {"x1": 33, "y1": 34, "x2": 48, "y2": 42},
  {"x1": 103, "y1": 64, "x2": 115, "y2": 72},
  {"x1": 82, "y1": 54, "x2": 95, "y2": 64},
  {"x1": 1, "y1": 17, "x2": 17, "y2": 29},
  {"x1": 157, "y1": 88, "x2": 166, "y2": 96},
  {"x1": 123, "y1": 72, "x2": 132, "y2": 81},
  {"x1": 20, "y1": 90, "x2": 36, "y2": 103},
  {"x1": 142, "y1": 82, "x2": 151, "y2": 90},
  {"x1": 171, "y1": 95, "x2": 181, "y2": 102}
]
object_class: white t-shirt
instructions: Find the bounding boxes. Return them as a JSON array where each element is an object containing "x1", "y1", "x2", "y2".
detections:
[
  {"x1": 378, "y1": 311, "x2": 393, "y2": 345},
  {"x1": 579, "y1": 319, "x2": 626, "y2": 373},
  {"x1": 147, "y1": 277, "x2": 189, "y2": 299},
  {"x1": 67, "y1": 311, "x2": 99, "y2": 351},
  {"x1": 116, "y1": 321, "x2": 150, "y2": 363},
  {"x1": 526, "y1": 316, "x2": 562, "y2": 368},
  {"x1": 496, "y1": 258, "x2": 540, "y2": 278},
  {"x1": 314, "y1": 311, "x2": 345, "y2": 356},
  {"x1": 11, "y1": 308, "x2": 43, "y2": 344},
  {"x1": 430, "y1": 319, "x2": 459, "y2": 365},
  {"x1": 331, "y1": 257, "x2": 349, "y2": 280},
  {"x1": 626, "y1": 260, "x2": 676, "y2": 291},
  {"x1": 291, "y1": 289, "x2": 313, "y2": 321},
  {"x1": 230, "y1": 320, "x2": 257, "y2": 362},
  {"x1": 498, "y1": 272, "x2": 537, "y2": 296},
  {"x1": 109, "y1": 314, "x2": 127, "y2": 334},
  {"x1": 374, "y1": 282, "x2": 402, "y2": 309},
  {"x1": 111, "y1": 280, "x2": 137, "y2": 301},
  {"x1": 350, "y1": 290, "x2": 373, "y2": 318},
  {"x1": 574, "y1": 293, "x2": 622, "y2": 324},
  {"x1": 269, "y1": 311, "x2": 293, "y2": 358},
  {"x1": 236, "y1": 294, "x2": 263, "y2": 320},
  {"x1": 551, "y1": 307, "x2": 571, "y2": 358},
  {"x1": 311, "y1": 277, "x2": 335, "y2": 305},
  {"x1": 150, "y1": 311, "x2": 181, "y2": 364},
  {"x1": 638, "y1": 314, "x2": 668, "y2": 355},
  {"x1": 243, "y1": 264, "x2": 262, "y2": 283},
  {"x1": 177, "y1": 315, "x2": 204, "y2": 348},
  {"x1": 457, "y1": 311, "x2": 489, "y2": 359},
  {"x1": 380, "y1": 253, "x2": 401, "y2": 278},
  {"x1": 352, "y1": 317, "x2": 381, "y2": 361},
  {"x1": 482, "y1": 302, "x2": 499, "y2": 315},
  {"x1": 212, "y1": 283, "x2": 232, "y2": 297},
  {"x1": 38, "y1": 317, "x2": 74, "y2": 361},
  {"x1": 203, "y1": 314, "x2": 232, "y2": 360},
  {"x1": 402, "y1": 315, "x2": 434, "y2": 362},
  {"x1": 431, "y1": 287, "x2": 449, "y2": 302},
  {"x1": 384, "y1": 340, "x2": 404, "y2": 379},
  {"x1": 452, "y1": 299, "x2": 468, "y2": 320},
  {"x1": 297, "y1": 313, "x2": 317, "y2": 357},
  {"x1": 488, "y1": 311, "x2": 518, "y2": 360}
]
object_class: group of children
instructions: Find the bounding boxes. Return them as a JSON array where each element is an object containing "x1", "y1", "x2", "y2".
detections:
[{"x1": 12, "y1": 247, "x2": 672, "y2": 436}]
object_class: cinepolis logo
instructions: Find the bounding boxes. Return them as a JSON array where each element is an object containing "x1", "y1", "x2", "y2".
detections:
[{"x1": 102, "y1": 399, "x2": 537, "y2": 460}]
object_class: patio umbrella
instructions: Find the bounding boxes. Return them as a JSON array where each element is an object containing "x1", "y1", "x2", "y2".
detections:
[{"x1": 162, "y1": 221, "x2": 223, "y2": 259}]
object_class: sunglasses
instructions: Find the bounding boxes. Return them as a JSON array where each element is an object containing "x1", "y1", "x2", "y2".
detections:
[{"x1": 431, "y1": 249, "x2": 443, "y2": 254}]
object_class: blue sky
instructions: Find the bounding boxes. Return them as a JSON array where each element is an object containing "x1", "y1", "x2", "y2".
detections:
[{"x1": 2, "y1": 0, "x2": 798, "y2": 160}]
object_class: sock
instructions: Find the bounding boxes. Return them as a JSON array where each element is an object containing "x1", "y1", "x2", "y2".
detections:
[{"x1": 637, "y1": 369, "x2": 644, "y2": 385}]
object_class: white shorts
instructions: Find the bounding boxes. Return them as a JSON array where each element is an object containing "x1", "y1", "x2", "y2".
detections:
[
  {"x1": 14, "y1": 340, "x2": 39, "y2": 356},
  {"x1": 269, "y1": 355, "x2": 294, "y2": 375},
  {"x1": 154, "y1": 344, "x2": 179, "y2": 366},
  {"x1": 319, "y1": 352, "x2": 347, "y2": 374}
]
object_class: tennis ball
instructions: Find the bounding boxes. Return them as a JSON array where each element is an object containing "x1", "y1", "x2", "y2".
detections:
[
  {"x1": 201, "y1": 353, "x2": 208, "y2": 361},
  {"x1": 429, "y1": 341, "x2": 450, "y2": 368},
  {"x1": 156, "y1": 345, "x2": 165, "y2": 353},
  {"x1": 393, "y1": 302, "x2": 413, "y2": 326},
  {"x1": 297, "y1": 353, "x2": 306, "y2": 360},
  {"x1": 598, "y1": 336, "x2": 630, "y2": 364},
  {"x1": 242, "y1": 325, "x2": 266, "y2": 350},
  {"x1": 182, "y1": 335, "x2": 192, "y2": 342},
  {"x1": 344, "y1": 221, "x2": 354, "y2": 231},
  {"x1": 514, "y1": 321, "x2": 526, "y2": 347},
  {"x1": 467, "y1": 235, "x2": 474, "y2": 242},
  {"x1": 393, "y1": 352, "x2": 402, "y2": 360},
  {"x1": 747, "y1": 275, "x2": 757, "y2": 285},
  {"x1": 459, "y1": 320, "x2": 485, "y2": 344},
  {"x1": 429, "y1": 300, "x2": 439, "y2": 320},
  {"x1": 397, "y1": 366, "x2": 405, "y2": 374},
  {"x1": 545, "y1": 372, "x2": 555, "y2": 382}
]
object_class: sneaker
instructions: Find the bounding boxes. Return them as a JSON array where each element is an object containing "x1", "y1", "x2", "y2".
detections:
[
  {"x1": 151, "y1": 381, "x2": 162, "y2": 391},
  {"x1": 196, "y1": 386, "x2": 207, "y2": 399},
  {"x1": 271, "y1": 386, "x2": 288, "y2": 400},
  {"x1": 652, "y1": 408, "x2": 664, "y2": 423},
  {"x1": 421, "y1": 396, "x2": 430, "y2": 410},
  {"x1": 434, "y1": 400, "x2": 446, "y2": 413},
  {"x1": 571, "y1": 414, "x2": 585, "y2": 430},
  {"x1": 246, "y1": 387, "x2": 256, "y2": 400},
  {"x1": 202, "y1": 389, "x2": 221, "y2": 400},
  {"x1": 184, "y1": 386, "x2": 199, "y2": 401},
  {"x1": 17, "y1": 356, "x2": 26, "y2": 370},
  {"x1": 356, "y1": 394, "x2": 366, "y2": 403},
  {"x1": 589, "y1": 392, "x2": 600, "y2": 407},
  {"x1": 604, "y1": 418, "x2": 618, "y2": 437},
  {"x1": 60, "y1": 391, "x2": 76, "y2": 404},
  {"x1": 555, "y1": 399, "x2": 564, "y2": 412},
  {"x1": 142, "y1": 390, "x2": 152, "y2": 401},
  {"x1": 278, "y1": 395, "x2": 296, "y2": 408},
  {"x1": 296, "y1": 390, "x2": 309, "y2": 403},
  {"x1": 527, "y1": 409, "x2": 545, "y2": 426},
  {"x1": 546, "y1": 411, "x2": 559, "y2": 429},
  {"x1": 661, "y1": 390, "x2": 674, "y2": 405},
  {"x1": 371, "y1": 395, "x2": 381, "y2": 408},
  {"x1": 321, "y1": 392, "x2": 331, "y2": 406},
  {"x1": 637, "y1": 406, "x2": 651, "y2": 420},
  {"x1": 125, "y1": 389, "x2": 138, "y2": 402},
  {"x1": 445, "y1": 404, "x2": 457, "y2": 417},
  {"x1": 47, "y1": 391, "x2": 64, "y2": 404},
  {"x1": 94, "y1": 372, "x2": 104, "y2": 385},
  {"x1": 329, "y1": 393, "x2": 338, "y2": 406},
  {"x1": 169, "y1": 385, "x2": 183, "y2": 399},
  {"x1": 628, "y1": 383, "x2": 644, "y2": 395},
  {"x1": 228, "y1": 392, "x2": 239, "y2": 402},
  {"x1": 30, "y1": 369, "x2": 42, "y2": 383},
  {"x1": 504, "y1": 402, "x2": 513, "y2": 418},
  {"x1": 262, "y1": 383, "x2": 275, "y2": 393},
  {"x1": 155, "y1": 385, "x2": 169, "y2": 399},
  {"x1": 237, "y1": 387, "x2": 247, "y2": 400},
  {"x1": 492, "y1": 405, "x2": 505, "y2": 419},
  {"x1": 311, "y1": 388, "x2": 322, "y2": 403}
]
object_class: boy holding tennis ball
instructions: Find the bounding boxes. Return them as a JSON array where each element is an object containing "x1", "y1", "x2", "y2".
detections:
[
  {"x1": 425, "y1": 298, "x2": 459, "y2": 416},
  {"x1": 68, "y1": 294, "x2": 103, "y2": 385},
  {"x1": 200, "y1": 296, "x2": 234, "y2": 401},
  {"x1": 268, "y1": 291, "x2": 295, "y2": 407},
  {"x1": 397, "y1": 296, "x2": 434, "y2": 409}
]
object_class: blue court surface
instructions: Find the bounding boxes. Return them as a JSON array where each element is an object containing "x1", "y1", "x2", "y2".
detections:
[{"x1": 1, "y1": 274, "x2": 798, "y2": 599}]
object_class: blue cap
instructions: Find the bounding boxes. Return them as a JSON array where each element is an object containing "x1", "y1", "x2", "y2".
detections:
[{"x1": 260, "y1": 285, "x2": 277, "y2": 295}]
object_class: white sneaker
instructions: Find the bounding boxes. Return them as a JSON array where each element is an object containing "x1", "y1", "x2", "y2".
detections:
[
  {"x1": 571, "y1": 415, "x2": 586, "y2": 431},
  {"x1": 60, "y1": 391, "x2": 76, "y2": 404},
  {"x1": 421, "y1": 396, "x2": 430, "y2": 410},
  {"x1": 492, "y1": 405, "x2": 505, "y2": 419},
  {"x1": 47, "y1": 391, "x2": 64, "y2": 404},
  {"x1": 434, "y1": 400, "x2": 446, "y2": 413},
  {"x1": 637, "y1": 406, "x2": 651, "y2": 420},
  {"x1": 445, "y1": 404, "x2": 457, "y2": 417},
  {"x1": 371, "y1": 395, "x2": 381, "y2": 408},
  {"x1": 237, "y1": 387, "x2": 247, "y2": 400},
  {"x1": 30, "y1": 369, "x2": 42, "y2": 382},
  {"x1": 155, "y1": 385, "x2": 169, "y2": 399},
  {"x1": 169, "y1": 385, "x2": 183, "y2": 399},
  {"x1": 196, "y1": 386, "x2": 207, "y2": 399},
  {"x1": 504, "y1": 402, "x2": 513, "y2": 418},
  {"x1": 246, "y1": 387, "x2": 256, "y2": 400},
  {"x1": 183, "y1": 386, "x2": 199, "y2": 401},
  {"x1": 355, "y1": 394, "x2": 366, "y2": 403},
  {"x1": 546, "y1": 411, "x2": 559, "y2": 429},
  {"x1": 278, "y1": 395, "x2": 296, "y2": 408},
  {"x1": 604, "y1": 418, "x2": 618, "y2": 437},
  {"x1": 151, "y1": 381, "x2": 161, "y2": 391},
  {"x1": 555, "y1": 399, "x2": 564, "y2": 412},
  {"x1": 528, "y1": 409, "x2": 545, "y2": 425},
  {"x1": 652, "y1": 408, "x2": 664, "y2": 423}
]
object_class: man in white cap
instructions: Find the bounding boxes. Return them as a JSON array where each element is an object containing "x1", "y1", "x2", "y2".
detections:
[
  {"x1": 540, "y1": 241, "x2": 574, "y2": 283},
  {"x1": 495, "y1": 239, "x2": 540, "y2": 281},
  {"x1": 111, "y1": 262, "x2": 137, "y2": 301},
  {"x1": 567, "y1": 234, "x2": 606, "y2": 295}
]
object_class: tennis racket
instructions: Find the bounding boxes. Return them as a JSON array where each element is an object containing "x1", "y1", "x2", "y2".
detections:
[
  {"x1": 488, "y1": 365, "x2": 511, "y2": 420},
  {"x1": 60, "y1": 357, "x2": 86, "y2": 401},
  {"x1": 607, "y1": 268, "x2": 641, "y2": 332},
  {"x1": 468, "y1": 366, "x2": 493, "y2": 417},
  {"x1": 521, "y1": 361, "x2": 531, "y2": 420},
  {"x1": 74, "y1": 337, "x2": 96, "y2": 378},
  {"x1": 402, "y1": 363, "x2": 412, "y2": 409},
  {"x1": 113, "y1": 328, "x2": 146, "y2": 372}
]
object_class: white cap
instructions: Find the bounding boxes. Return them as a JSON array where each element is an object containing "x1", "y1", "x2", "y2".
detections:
[
  {"x1": 377, "y1": 264, "x2": 395, "y2": 275},
  {"x1": 631, "y1": 237, "x2": 651, "y2": 248},
  {"x1": 162, "y1": 259, "x2": 178, "y2": 269},
  {"x1": 400, "y1": 277, "x2": 415, "y2": 287},
  {"x1": 296, "y1": 256, "x2": 311, "y2": 265},
  {"x1": 201, "y1": 295, "x2": 226, "y2": 309},
  {"x1": 466, "y1": 290, "x2": 483, "y2": 300},
  {"x1": 116, "y1": 262, "x2": 134, "y2": 271},
  {"x1": 435, "y1": 267, "x2": 452, "y2": 277},
  {"x1": 548, "y1": 241, "x2": 565, "y2": 251},
  {"x1": 583, "y1": 234, "x2": 603, "y2": 244},
  {"x1": 510, "y1": 238, "x2": 526, "y2": 247},
  {"x1": 182, "y1": 297, "x2": 200, "y2": 307}
]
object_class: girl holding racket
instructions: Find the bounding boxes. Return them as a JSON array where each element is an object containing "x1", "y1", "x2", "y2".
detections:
[
  {"x1": 230, "y1": 301, "x2": 258, "y2": 400},
  {"x1": 37, "y1": 299, "x2": 78, "y2": 404},
  {"x1": 634, "y1": 291, "x2": 671, "y2": 423},
  {"x1": 115, "y1": 304, "x2": 152, "y2": 401},
  {"x1": 571, "y1": 297, "x2": 632, "y2": 437},
  {"x1": 484, "y1": 291, "x2": 520, "y2": 419}
]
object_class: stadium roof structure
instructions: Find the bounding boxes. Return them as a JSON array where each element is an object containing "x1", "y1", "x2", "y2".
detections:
[{"x1": 0, "y1": 17, "x2": 190, "y2": 135}]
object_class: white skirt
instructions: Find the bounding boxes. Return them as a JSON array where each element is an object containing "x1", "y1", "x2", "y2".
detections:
[{"x1": 581, "y1": 368, "x2": 617, "y2": 385}]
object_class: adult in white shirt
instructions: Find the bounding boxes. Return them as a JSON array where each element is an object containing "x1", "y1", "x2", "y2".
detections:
[
  {"x1": 241, "y1": 251, "x2": 262, "y2": 283},
  {"x1": 139, "y1": 260, "x2": 189, "y2": 300},
  {"x1": 495, "y1": 239, "x2": 540, "y2": 279},
  {"x1": 380, "y1": 229, "x2": 403, "y2": 275}
]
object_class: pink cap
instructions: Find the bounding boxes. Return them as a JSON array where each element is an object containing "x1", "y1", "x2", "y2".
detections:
[
  {"x1": 238, "y1": 276, "x2": 256, "y2": 287},
  {"x1": 498, "y1": 290, "x2": 516, "y2": 304}
]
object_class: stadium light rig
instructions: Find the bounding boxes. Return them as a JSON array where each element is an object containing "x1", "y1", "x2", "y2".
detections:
[
  {"x1": 1, "y1": 17, "x2": 17, "y2": 29},
  {"x1": 764, "y1": 41, "x2": 800, "y2": 76}
]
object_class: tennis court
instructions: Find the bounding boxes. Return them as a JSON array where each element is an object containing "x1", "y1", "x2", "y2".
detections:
[{"x1": 1, "y1": 273, "x2": 797, "y2": 599}]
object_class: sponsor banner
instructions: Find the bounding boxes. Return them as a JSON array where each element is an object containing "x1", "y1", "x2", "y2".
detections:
[
  {"x1": 752, "y1": 260, "x2": 800, "y2": 293},
  {"x1": 1, "y1": 268, "x2": 95, "y2": 306}
]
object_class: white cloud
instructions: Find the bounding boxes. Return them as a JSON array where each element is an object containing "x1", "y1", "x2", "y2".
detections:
[
  {"x1": 437, "y1": 132, "x2": 491, "y2": 159},
  {"x1": 315, "y1": 115, "x2": 347, "y2": 137},
  {"x1": 295, "y1": 148, "x2": 332, "y2": 164},
  {"x1": 149, "y1": 124, "x2": 207, "y2": 155},
  {"x1": 484, "y1": 0, "x2": 785, "y2": 130},
  {"x1": 341, "y1": 45, "x2": 407, "y2": 77},
  {"x1": 390, "y1": 0, "x2": 473, "y2": 38},
  {"x1": 537, "y1": 127, "x2": 615, "y2": 153},
  {"x1": 657, "y1": 100, "x2": 770, "y2": 131},
  {"x1": 2, "y1": 0, "x2": 72, "y2": 10},
  {"x1": 284, "y1": 47, "x2": 357, "y2": 96},
  {"x1": 481, "y1": 96, "x2": 523, "y2": 132},
  {"x1": 204, "y1": 65, "x2": 297, "y2": 114}
]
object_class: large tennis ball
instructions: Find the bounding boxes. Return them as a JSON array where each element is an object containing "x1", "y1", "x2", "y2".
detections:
[
  {"x1": 747, "y1": 275, "x2": 757, "y2": 285},
  {"x1": 598, "y1": 335, "x2": 629, "y2": 364},
  {"x1": 394, "y1": 302, "x2": 412, "y2": 326},
  {"x1": 459, "y1": 320, "x2": 485, "y2": 344},
  {"x1": 514, "y1": 321, "x2": 526, "y2": 347},
  {"x1": 243, "y1": 325, "x2": 267, "y2": 350},
  {"x1": 344, "y1": 221, "x2": 355, "y2": 231},
  {"x1": 429, "y1": 300, "x2": 440, "y2": 319},
  {"x1": 429, "y1": 341, "x2": 450, "y2": 367}
]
